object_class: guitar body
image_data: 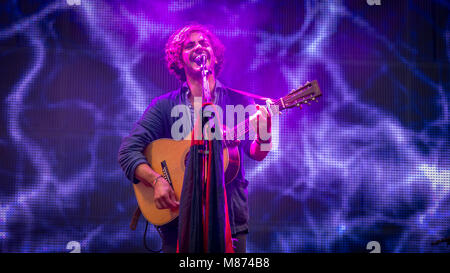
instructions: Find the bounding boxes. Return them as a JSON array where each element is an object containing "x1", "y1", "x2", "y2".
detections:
[{"x1": 133, "y1": 138, "x2": 240, "y2": 226}]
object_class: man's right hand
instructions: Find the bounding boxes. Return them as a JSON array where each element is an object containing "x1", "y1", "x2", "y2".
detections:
[{"x1": 142, "y1": 178, "x2": 179, "y2": 210}]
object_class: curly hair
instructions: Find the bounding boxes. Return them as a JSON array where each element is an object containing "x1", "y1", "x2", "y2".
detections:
[{"x1": 165, "y1": 24, "x2": 225, "y2": 82}]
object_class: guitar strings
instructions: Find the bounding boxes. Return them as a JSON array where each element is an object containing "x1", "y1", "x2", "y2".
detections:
[{"x1": 223, "y1": 98, "x2": 282, "y2": 146}]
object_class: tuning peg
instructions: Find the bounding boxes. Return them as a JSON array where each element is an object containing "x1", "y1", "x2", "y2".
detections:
[{"x1": 290, "y1": 89, "x2": 296, "y2": 94}]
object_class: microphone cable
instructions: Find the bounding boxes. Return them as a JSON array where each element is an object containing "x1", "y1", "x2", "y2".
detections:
[{"x1": 143, "y1": 221, "x2": 163, "y2": 253}]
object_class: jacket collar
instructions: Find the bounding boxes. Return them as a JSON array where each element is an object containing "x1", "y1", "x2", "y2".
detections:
[{"x1": 181, "y1": 80, "x2": 225, "y2": 104}]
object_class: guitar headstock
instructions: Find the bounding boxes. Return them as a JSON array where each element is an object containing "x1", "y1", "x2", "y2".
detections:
[{"x1": 277, "y1": 80, "x2": 322, "y2": 111}]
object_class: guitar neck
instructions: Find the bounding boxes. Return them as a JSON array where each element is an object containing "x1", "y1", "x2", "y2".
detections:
[
  {"x1": 223, "y1": 99, "x2": 283, "y2": 146},
  {"x1": 221, "y1": 80, "x2": 321, "y2": 146}
]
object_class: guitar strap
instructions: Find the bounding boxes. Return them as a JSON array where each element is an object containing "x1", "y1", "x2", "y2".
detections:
[{"x1": 129, "y1": 206, "x2": 141, "y2": 231}]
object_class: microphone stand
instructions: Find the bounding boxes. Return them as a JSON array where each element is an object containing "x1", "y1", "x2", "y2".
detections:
[
  {"x1": 200, "y1": 61, "x2": 212, "y2": 103},
  {"x1": 199, "y1": 60, "x2": 211, "y2": 201}
]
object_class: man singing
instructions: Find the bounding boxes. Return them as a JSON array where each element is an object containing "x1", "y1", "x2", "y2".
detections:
[{"x1": 118, "y1": 24, "x2": 271, "y2": 253}]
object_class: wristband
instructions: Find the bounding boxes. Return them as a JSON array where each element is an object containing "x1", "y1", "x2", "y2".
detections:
[{"x1": 152, "y1": 175, "x2": 163, "y2": 187}]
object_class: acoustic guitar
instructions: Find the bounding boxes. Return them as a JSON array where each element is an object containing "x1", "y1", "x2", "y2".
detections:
[{"x1": 133, "y1": 80, "x2": 322, "y2": 225}]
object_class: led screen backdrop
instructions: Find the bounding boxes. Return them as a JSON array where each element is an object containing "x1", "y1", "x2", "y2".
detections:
[{"x1": 0, "y1": 0, "x2": 449, "y2": 253}]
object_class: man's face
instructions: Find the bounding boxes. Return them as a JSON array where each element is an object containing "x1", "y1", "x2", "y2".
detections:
[{"x1": 180, "y1": 31, "x2": 216, "y2": 78}]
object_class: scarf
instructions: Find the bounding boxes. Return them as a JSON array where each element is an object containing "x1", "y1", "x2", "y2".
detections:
[{"x1": 177, "y1": 103, "x2": 234, "y2": 253}]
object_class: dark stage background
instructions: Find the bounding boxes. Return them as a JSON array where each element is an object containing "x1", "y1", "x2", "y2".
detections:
[{"x1": 0, "y1": 0, "x2": 449, "y2": 253}]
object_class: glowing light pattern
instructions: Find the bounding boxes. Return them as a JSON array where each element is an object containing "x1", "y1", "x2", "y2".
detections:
[{"x1": 0, "y1": 0, "x2": 448, "y2": 252}]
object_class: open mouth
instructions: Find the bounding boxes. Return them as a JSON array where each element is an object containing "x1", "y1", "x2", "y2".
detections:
[{"x1": 191, "y1": 51, "x2": 210, "y2": 64}]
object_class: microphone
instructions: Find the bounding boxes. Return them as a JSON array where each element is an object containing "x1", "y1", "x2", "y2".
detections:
[{"x1": 194, "y1": 53, "x2": 207, "y2": 66}]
